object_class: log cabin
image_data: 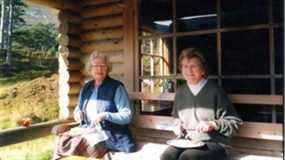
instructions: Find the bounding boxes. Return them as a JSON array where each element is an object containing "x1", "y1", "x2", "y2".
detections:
[{"x1": 0, "y1": 0, "x2": 283, "y2": 160}]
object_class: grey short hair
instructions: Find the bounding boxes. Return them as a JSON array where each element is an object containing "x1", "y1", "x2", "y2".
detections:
[{"x1": 88, "y1": 51, "x2": 112, "y2": 72}]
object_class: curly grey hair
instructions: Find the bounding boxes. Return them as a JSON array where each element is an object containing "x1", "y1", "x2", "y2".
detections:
[{"x1": 88, "y1": 51, "x2": 112, "y2": 72}]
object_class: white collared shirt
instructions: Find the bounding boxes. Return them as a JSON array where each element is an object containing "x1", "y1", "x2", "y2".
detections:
[{"x1": 187, "y1": 78, "x2": 208, "y2": 96}]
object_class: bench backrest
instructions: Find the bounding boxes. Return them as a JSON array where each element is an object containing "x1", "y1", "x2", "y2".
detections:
[{"x1": 128, "y1": 92, "x2": 283, "y2": 141}]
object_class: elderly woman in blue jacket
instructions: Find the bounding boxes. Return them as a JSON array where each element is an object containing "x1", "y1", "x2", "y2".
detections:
[{"x1": 54, "y1": 51, "x2": 135, "y2": 159}]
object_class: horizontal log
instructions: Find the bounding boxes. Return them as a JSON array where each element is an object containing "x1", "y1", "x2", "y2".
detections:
[
  {"x1": 134, "y1": 115, "x2": 283, "y2": 141},
  {"x1": 82, "y1": 4, "x2": 123, "y2": 18},
  {"x1": 83, "y1": 0, "x2": 121, "y2": 6},
  {"x1": 28, "y1": 0, "x2": 81, "y2": 12},
  {"x1": 58, "y1": 10, "x2": 81, "y2": 24},
  {"x1": 82, "y1": 39, "x2": 123, "y2": 53},
  {"x1": 69, "y1": 37, "x2": 81, "y2": 48},
  {"x1": 59, "y1": 54, "x2": 82, "y2": 71},
  {"x1": 59, "y1": 69, "x2": 83, "y2": 83},
  {"x1": 58, "y1": 46, "x2": 81, "y2": 59},
  {"x1": 68, "y1": 71, "x2": 83, "y2": 83},
  {"x1": 109, "y1": 63, "x2": 124, "y2": 75},
  {"x1": 109, "y1": 52, "x2": 123, "y2": 63},
  {"x1": 67, "y1": 59, "x2": 83, "y2": 70},
  {"x1": 68, "y1": 23, "x2": 81, "y2": 35},
  {"x1": 68, "y1": 83, "x2": 82, "y2": 94},
  {"x1": 0, "y1": 119, "x2": 72, "y2": 146},
  {"x1": 68, "y1": 94, "x2": 79, "y2": 107},
  {"x1": 59, "y1": 92, "x2": 75, "y2": 109},
  {"x1": 81, "y1": 15, "x2": 123, "y2": 31},
  {"x1": 128, "y1": 92, "x2": 283, "y2": 105},
  {"x1": 81, "y1": 27, "x2": 123, "y2": 42}
]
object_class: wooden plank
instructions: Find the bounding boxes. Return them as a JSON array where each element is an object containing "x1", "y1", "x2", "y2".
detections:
[
  {"x1": 229, "y1": 94, "x2": 283, "y2": 105},
  {"x1": 81, "y1": 15, "x2": 123, "y2": 31},
  {"x1": 82, "y1": 39, "x2": 123, "y2": 53},
  {"x1": 83, "y1": 0, "x2": 121, "y2": 6},
  {"x1": 131, "y1": 128, "x2": 282, "y2": 157},
  {"x1": 81, "y1": 27, "x2": 123, "y2": 42},
  {"x1": 134, "y1": 115, "x2": 283, "y2": 141},
  {"x1": 230, "y1": 137, "x2": 283, "y2": 157},
  {"x1": 0, "y1": 119, "x2": 72, "y2": 146},
  {"x1": 123, "y1": 0, "x2": 135, "y2": 91},
  {"x1": 128, "y1": 92, "x2": 283, "y2": 105},
  {"x1": 28, "y1": 0, "x2": 81, "y2": 12},
  {"x1": 82, "y1": 4, "x2": 123, "y2": 18},
  {"x1": 237, "y1": 122, "x2": 283, "y2": 141}
]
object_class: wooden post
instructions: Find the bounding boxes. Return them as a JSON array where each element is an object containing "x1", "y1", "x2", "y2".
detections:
[{"x1": 123, "y1": 0, "x2": 136, "y2": 91}]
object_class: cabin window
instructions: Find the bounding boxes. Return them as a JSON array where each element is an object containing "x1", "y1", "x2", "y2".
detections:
[{"x1": 137, "y1": 0, "x2": 283, "y2": 123}]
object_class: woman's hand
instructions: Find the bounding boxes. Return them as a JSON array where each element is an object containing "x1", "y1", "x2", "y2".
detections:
[
  {"x1": 93, "y1": 112, "x2": 107, "y2": 124},
  {"x1": 196, "y1": 121, "x2": 218, "y2": 133},
  {"x1": 173, "y1": 119, "x2": 186, "y2": 138}
]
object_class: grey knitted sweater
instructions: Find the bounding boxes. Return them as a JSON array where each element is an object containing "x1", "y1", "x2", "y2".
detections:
[{"x1": 172, "y1": 80, "x2": 243, "y2": 144}]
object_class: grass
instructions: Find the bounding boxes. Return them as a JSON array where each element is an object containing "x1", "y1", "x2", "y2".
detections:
[
  {"x1": 0, "y1": 74, "x2": 59, "y2": 130},
  {"x1": 0, "y1": 135, "x2": 55, "y2": 160},
  {"x1": 0, "y1": 54, "x2": 59, "y2": 159}
]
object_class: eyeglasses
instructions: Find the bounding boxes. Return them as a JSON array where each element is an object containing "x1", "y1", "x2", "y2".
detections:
[{"x1": 91, "y1": 64, "x2": 108, "y2": 68}]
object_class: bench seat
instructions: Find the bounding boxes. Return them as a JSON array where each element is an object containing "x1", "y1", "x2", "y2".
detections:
[
  {"x1": 61, "y1": 142, "x2": 282, "y2": 160},
  {"x1": 104, "y1": 142, "x2": 282, "y2": 160}
]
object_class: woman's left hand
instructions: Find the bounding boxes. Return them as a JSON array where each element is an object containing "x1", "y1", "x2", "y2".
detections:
[
  {"x1": 93, "y1": 112, "x2": 107, "y2": 124},
  {"x1": 196, "y1": 121, "x2": 217, "y2": 133}
]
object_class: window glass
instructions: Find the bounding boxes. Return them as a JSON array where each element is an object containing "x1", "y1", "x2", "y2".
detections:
[
  {"x1": 222, "y1": 30, "x2": 269, "y2": 75},
  {"x1": 176, "y1": 0, "x2": 217, "y2": 32},
  {"x1": 140, "y1": 37, "x2": 173, "y2": 76},
  {"x1": 221, "y1": 0, "x2": 269, "y2": 27},
  {"x1": 139, "y1": 0, "x2": 173, "y2": 36},
  {"x1": 274, "y1": 28, "x2": 283, "y2": 74},
  {"x1": 273, "y1": 0, "x2": 284, "y2": 23},
  {"x1": 177, "y1": 34, "x2": 218, "y2": 75},
  {"x1": 235, "y1": 104, "x2": 273, "y2": 122},
  {"x1": 222, "y1": 79, "x2": 270, "y2": 94}
]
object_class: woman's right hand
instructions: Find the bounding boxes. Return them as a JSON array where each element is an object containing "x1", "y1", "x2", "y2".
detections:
[{"x1": 173, "y1": 119, "x2": 186, "y2": 138}]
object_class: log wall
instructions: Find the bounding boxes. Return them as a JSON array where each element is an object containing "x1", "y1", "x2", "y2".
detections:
[
  {"x1": 80, "y1": 0, "x2": 128, "y2": 84},
  {"x1": 58, "y1": 7, "x2": 84, "y2": 119}
]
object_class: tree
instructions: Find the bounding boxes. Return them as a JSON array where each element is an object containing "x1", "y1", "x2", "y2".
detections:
[
  {"x1": 0, "y1": 0, "x2": 26, "y2": 75},
  {"x1": 13, "y1": 23, "x2": 58, "y2": 65}
]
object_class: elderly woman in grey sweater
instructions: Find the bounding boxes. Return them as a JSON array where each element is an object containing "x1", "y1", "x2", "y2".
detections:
[{"x1": 160, "y1": 47, "x2": 242, "y2": 160}]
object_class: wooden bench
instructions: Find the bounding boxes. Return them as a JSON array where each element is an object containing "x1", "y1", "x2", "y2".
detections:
[
  {"x1": 103, "y1": 92, "x2": 283, "y2": 160},
  {"x1": 57, "y1": 92, "x2": 283, "y2": 160}
]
